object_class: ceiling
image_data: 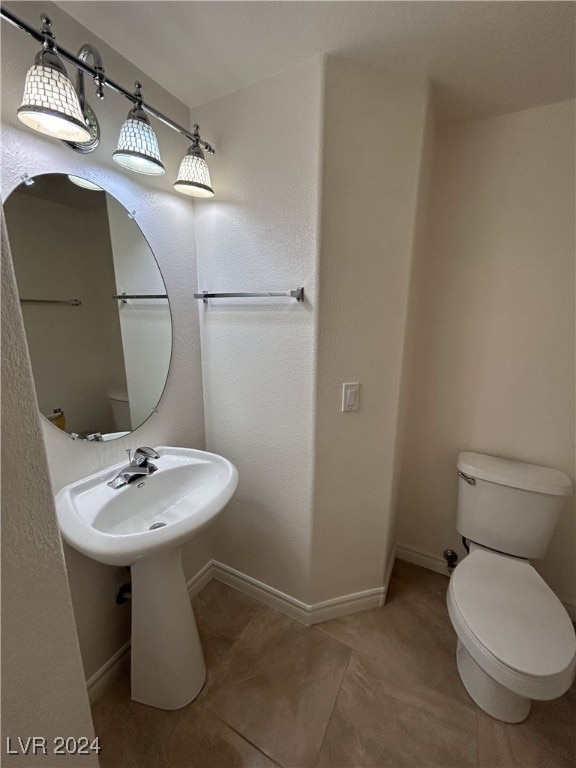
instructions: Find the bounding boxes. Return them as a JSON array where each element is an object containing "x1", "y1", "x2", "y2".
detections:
[{"x1": 56, "y1": 1, "x2": 575, "y2": 123}]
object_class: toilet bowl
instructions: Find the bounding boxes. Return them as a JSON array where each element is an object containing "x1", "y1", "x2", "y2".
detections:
[{"x1": 447, "y1": 547, "x2": 576, "y2": 722}]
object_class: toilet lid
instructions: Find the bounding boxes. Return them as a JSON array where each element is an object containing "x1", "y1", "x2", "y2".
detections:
[{"x1": 451, "y1": 550, "x2": 576, "y2": 677}]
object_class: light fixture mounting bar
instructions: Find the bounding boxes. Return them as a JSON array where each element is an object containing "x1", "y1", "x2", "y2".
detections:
[{"x1": 0, "y1": 6, "x2": 214, "y2": 152}]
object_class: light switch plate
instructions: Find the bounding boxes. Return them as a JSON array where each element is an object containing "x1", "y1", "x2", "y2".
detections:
[{"x1": 342, "y1": 382, "x2": 359, "y2": 412}]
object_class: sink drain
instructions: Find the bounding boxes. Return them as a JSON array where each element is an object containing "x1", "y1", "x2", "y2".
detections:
[{"x1": 149, "y1": 522, "x2": 167, "y2": 530}]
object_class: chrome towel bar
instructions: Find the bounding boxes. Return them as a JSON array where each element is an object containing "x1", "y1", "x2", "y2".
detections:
[
  {"x1": 113, "y1": 294, "x2": 168, "y2": 300},
  {"x1": 194, "y1": 288, "x2": 304, "y2": 303},
  {"x1": 20, "y1": 298, "x2": 81, "y2": 306}
]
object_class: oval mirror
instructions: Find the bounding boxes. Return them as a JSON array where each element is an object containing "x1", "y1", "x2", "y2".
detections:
[{"x1": 4, "y1": 173, "x2": 172, "y2": 441}]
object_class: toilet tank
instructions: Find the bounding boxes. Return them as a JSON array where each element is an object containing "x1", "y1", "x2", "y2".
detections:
[
  {"x1": 456, "y1": 452, "x2": 572, "y2": 559},
  {"x1": 108, "y1": 389, "x2": 131, "y2": 431}
]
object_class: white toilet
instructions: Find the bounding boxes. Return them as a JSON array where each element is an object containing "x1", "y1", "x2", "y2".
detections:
[
  {"x1": 108, "y1": 388, "x2": 131, "y2": 431},
  {"x1": 447, "y1": 451, "x2": 576, "y2": 723}
]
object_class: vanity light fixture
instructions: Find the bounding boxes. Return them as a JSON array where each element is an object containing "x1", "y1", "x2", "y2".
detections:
[
  {"x1": 113, "y1": 82, "x2": 165, "y2": 176},
  {"x1": 174, "y1": 125, "x2": 214, "y2": 197},
  {"x1": 3, "y1": 8, "x2": 216, "y2": 195},
  {"x1": 65, "y1": 43, "x2": 105, "y2": 154},
  {"x1": 17, "y1": 15, "x2": 91, "y2": 143}
]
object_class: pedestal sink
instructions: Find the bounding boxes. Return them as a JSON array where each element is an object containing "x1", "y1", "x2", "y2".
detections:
[{"x1": 55, "y1": 446, "x2": 238, "y2": 710}]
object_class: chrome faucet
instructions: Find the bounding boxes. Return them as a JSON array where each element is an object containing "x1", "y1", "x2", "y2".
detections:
[
  {"x1": 71, "y1": 432, "x2": 103, "y2": 441},
  {"x1": 107, "y1": 447, "x2": 160, "y2": 489}
]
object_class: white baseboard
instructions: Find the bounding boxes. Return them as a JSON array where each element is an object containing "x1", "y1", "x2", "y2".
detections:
[
  {"x1": 395, "y1": 545, "x2": 576, "y2": 622},
  {"x1": 201, "y1": 560, "x2": 388, "y2": 626},
  {"x1": 187, "y1": 558, "x2": 216, "y2": 597},
  {"x1": 395, "y1": 544, "x2": 450, "y2": 576},
  {"x1": 87, "y1": 641, "x2": 130, "y2": 704}
]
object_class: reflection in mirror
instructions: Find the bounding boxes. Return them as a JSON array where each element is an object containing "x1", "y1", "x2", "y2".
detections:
[{"x1": 4, "y1": 173, "x2": 172, "y2": 440}]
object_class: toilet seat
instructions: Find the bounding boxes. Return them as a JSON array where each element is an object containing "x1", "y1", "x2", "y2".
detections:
[{"x1": 447, "y1": 550, "x2": 576, "y2": 700}]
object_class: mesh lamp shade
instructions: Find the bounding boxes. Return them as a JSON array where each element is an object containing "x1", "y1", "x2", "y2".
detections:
[
  {"x1": 174, "y1": 148, "x2": 214, "y2": 198},
  {"x1": 17, "y1": 58, "x2": 91, "y2": 143},
  {"x1": 113, "y1": 114, "x2": 165, "y2": 176}
]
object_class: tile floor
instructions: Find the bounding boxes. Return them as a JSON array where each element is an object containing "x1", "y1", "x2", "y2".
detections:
[{"x1": 92, "y1": 561, "x2": 576, "y2": 768}]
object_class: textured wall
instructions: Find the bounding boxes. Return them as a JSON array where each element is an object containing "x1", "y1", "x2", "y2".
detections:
[
  {"x1": 395, "y1": 100, "x2": 576, "y2": 609},
  {"x1": 1, "y1": 212, "x2": 98, "y2": 766},
  {"x1": 191, "y1": 58, "x2": 323, "y2": 602},
  {"x1": 1, "y1": 0, "x2": 207, "y2": 682},
  {"x1": 192, "y1": 56, "x2": 429, "y2": 605},
  {"x1": 312, "y1": 60, "x2": 429, "y2": 602}
]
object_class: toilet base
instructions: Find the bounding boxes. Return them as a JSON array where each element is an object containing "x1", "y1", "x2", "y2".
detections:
[{"x1": 456, "y1": 640, "x2": 531, "y2": 723}]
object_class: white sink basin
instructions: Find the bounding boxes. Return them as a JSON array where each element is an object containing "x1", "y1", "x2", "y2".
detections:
[
  {"x1": 56, "y1": 446, "x2": 238, "y2": 566},
  {"x1": 55, "y1": 446, "x2": 238, "y2": 710}
]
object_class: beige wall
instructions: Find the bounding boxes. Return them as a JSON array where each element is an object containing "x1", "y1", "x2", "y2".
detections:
[
  {"x1": 312, "y1": 60, "x2": 429, "y2": 602},
  {"x1": 395, "y1": 100, "x2": 576, "y2": 610},
  {"x1": 193, "y1": 56, "x2": 429, "y2": 605},
  {"x1": 389, "y1": 94, "x2": 438, "y2": 569},
  {"x1": 192, "y1": 57, "x2": 323, "y2": 602},
  {"x1": 1, "y1": 213, "x2": 98, "y2": 767},
  {"x1": 1, "y1": 0, "x2": 207, "y2": 686}
]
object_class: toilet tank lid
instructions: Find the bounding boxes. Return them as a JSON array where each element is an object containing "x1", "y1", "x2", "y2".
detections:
[{"x1": 457, "y1": 452, "x2": 573, "y2": 496}]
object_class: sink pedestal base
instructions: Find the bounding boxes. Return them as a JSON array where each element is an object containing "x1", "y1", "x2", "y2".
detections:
[{"x1": 130, "y1": 548, "x2": 206, "y2": 709}]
